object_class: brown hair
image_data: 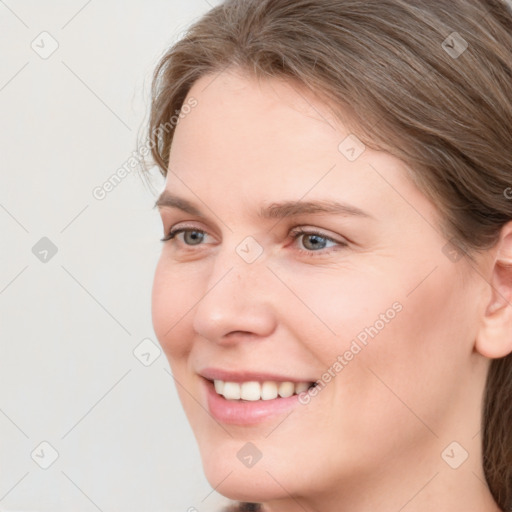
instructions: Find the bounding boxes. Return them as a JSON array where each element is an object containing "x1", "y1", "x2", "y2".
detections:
[{"x1": 145, "y1": 0, "x2": 512, "y2": 509}]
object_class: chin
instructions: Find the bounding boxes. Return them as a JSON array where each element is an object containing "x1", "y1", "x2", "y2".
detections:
[
  {"x1": 203, "y1": 464, "x2": 283, "y2": 503},
  {"x1": 197, "y1": 440, "x2": 294, "y2": 503}
]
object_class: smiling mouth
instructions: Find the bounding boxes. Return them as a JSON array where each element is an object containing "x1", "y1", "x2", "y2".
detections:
[{"x1": 211, "y1": 379, "x2": 317, "y2": 401}]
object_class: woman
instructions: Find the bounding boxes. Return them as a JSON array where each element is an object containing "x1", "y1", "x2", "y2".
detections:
[{"x1": 145, "y1": 1, "x2": 512, "y2": 510}]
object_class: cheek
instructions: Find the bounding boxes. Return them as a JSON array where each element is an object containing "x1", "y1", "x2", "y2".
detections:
[
  {"x1": 151, "y1": 259, "x2": 193, "y2": 359},
  {"x1": 336, "y1": 264, "x2": 474, "y2": 440},
  {"x1": 289, "y1": 257, "x2": 469, "y2": 414},
  {"x1": 279, "y1": 262, "x2": 403, "y2": 360}
]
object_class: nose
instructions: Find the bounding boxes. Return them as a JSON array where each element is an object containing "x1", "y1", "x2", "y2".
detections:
[{"x1": 192, "y1": 250, "x2": 277, "y2": 344}]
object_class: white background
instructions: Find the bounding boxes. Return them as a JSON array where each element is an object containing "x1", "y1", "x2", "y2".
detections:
[{"x1": 0, "y1": 1, "x2": 229, "y2": 511}]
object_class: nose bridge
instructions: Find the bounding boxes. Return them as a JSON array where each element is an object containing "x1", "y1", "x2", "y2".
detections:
[{"x1": 191, "y1": 238, "x2": 275, "y2": 342}]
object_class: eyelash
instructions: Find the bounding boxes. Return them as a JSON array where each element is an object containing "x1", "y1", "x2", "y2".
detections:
[{"x1": 160, "y1": 226, "x2": 348, "y2": 257}]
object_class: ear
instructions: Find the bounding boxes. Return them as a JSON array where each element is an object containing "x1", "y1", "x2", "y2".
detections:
[{"x1": 475, "y1": 220, "x2": 512, "y2": 359}]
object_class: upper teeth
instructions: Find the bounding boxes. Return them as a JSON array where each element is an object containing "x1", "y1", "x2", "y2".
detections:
[{"x1": 214, "y1": 380, "x2": 311, "y2": 401}]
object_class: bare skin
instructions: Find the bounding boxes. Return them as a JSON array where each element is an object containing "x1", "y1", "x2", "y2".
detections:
[{"x1": 152, "y1": 68, "x2": 510, "y2": 512}]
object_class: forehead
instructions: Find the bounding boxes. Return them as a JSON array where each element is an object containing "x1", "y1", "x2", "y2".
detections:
[
  {"x1": 164, "y1": 70, "x2": 434, "y2": 227},
  {"x1": 170, "y1": 71, "x2": 357, "y2": 188},
  {"x1": 181, "y1": 69, "x2": 341, "y2": 147}
]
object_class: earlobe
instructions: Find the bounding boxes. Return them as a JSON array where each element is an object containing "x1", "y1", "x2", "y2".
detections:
[{"x1": 475, "y1": 221, "x2": 512, "y2": 359}]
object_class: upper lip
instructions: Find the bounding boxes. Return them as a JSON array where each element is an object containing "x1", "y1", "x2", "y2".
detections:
[{"x1": 199, "y1": 367, "x2": 316, "y2": 383}]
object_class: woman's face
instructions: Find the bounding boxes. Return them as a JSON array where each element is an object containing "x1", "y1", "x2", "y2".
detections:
[{"x1": 152, "y1": 70, "x2": 488, "y2": 506}]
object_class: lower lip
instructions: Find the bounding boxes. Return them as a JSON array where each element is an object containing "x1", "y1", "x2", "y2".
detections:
[{"x1": 203, "y1": 379, "x2": 303, "y2": 425}]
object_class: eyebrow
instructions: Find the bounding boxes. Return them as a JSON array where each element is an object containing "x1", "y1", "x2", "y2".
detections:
[{"x1": 154, "y1": 190, "x2": 373, "y2": 220}]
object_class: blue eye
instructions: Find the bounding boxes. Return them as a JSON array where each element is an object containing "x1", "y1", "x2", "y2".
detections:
[
  {"x1": 289, "y1": 228, "x2": 347, "y2": 257},
  {"x1": 161, "y1": 226, "x2": 348, "y2": 257},
  {"x1": 160, "y1": 228, "x2": 206, "y2": 245},
  {"x1": 293, "y1": 230, "x2": 332, "y2": 250}
]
